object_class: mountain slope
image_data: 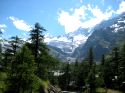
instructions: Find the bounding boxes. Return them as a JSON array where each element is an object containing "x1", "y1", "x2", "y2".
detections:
[
  {"x1": 72, "y1": 13, "x2": 125, "y2": 60},
  {"x1": 44, "y1": 28, "x2": 92, "y2": 61}
]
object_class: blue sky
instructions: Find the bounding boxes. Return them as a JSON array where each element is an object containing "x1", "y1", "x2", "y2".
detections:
[{"x1": 0, "y1": 0, "x2": 125, "y2": 39}]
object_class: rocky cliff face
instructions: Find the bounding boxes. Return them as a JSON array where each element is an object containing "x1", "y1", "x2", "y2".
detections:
[{"x1": 72, "y1": 12, "x2": 125, "y2": 60}]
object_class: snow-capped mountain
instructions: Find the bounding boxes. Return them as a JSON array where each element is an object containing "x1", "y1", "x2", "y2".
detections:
[
  {"x1": 72, "y1": 12, "x2": 125, "y2": 60},
  {"x1": 45, "y1": 12, "x2": 125, "y2": 62},
  {"x1": 44, "y1": 28, "x2": 92, "y2": 54},
  {"x1": 110, "y1": 13, "x2": 125, "y2": 33}
]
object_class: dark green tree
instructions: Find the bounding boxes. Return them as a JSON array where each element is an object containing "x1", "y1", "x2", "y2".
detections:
[
  {"x1": 112, "y1": 47, "x2": 120, "y2": 75},
  {"x1": 119, "y1": 44, "x2": 125, "y2": 91},
  {"x1": 4, "y1": 36, "x2": 23, "y2": 55},
  {"x1": 103, "y1": 54, "x2": 113, "y2": 88},
  {"x1": 72, "y1": 59, "x2": 79, "y2": 87},
  {"x1": 29, "y1": 23, "x2": 46, "y2": 77},
  {"x1": 6, "y1": 46, "x2": 36, "y2": 93},
  {"x1": 86, "y1": 66, "x2": 96, "y2": 93},
  {"x1": 86, "y1": 47, "x2": 96, "y2": 93},
  {"x1": 88, "y1": 47, "x2": 94, "y2": 69},
  {"x1": 39, "y1": 51, "x2": 59, "y2": 80},
  {"x1": 110, "y1": 47, "x2": 120, "y2": 89},
  {"x1": 29, "y1": 23, "x2": 46, "y2": 61},
  {"x1": 101, "y1": 54, "x2": 105, "y2": 66},
  {"x1": 77, "y1": 61, "x2": 89, "y2": 89},
  {"x1": 58, "y1": 61, "x2": 71, "y2": 90},
  {"x1": 103, "y1": 47, "x2": 120, "y2": 89},
  {"x1": 3, "y1": 36, "x2": 23, "y2": 73},
  {"x1": 0, "y1": 34, "x2": 2, "y2": 70}
]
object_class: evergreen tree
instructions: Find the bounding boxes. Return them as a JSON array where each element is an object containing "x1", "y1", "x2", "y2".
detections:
[
  {"x1": 96, "y1": 54, "x2": 106, "y2": 89},
  {"x1": 73, "y1": 59, "x2": 79, "y2": 87},
  {"x1": 6, "y1": 46, "x2": 36, "y2": 93},
  {"x1": 101, "y1": 54, "x2": 105, "y2": 66},
  {"x1": 88, "y1": 47, "x2": 94, "y2": 69},
  {"x1": 29, "y1": 23, "x2": 46, "y2": 77},
  {"x1": 103, "y1": 47, "x2": 120, "y2": 89},
  {"x1": 4, "y1": 36, "x2": 23, "y2": 55},
  {"x1": 86, "y1": 67, "x2": 96, "y2": 93},
  {"x1": 77, "y1": 61, "x2": 89, "y2": 89},
  {"x1": 0, "y1": 30, "x2": 7, "y2": 93},
  {"x1": 3, "y1": 36, "x2": 23, "y2": 73},
  {"x1": 0, "y1": 30, "x2": 3, "y2": 70},
  {"x1": 59, "y1": 61, "x2": 71, "y2": 90},
  {"x1": 86, "y1": 47, "x2": 95, "y2": 93},
  {"x1": 64, "y1": 61, "x2": 70, "y2": 90},
  {"x1": 112, "y1": 47, "x2": 120, "y2": 75},
  {"x1": 39, "y1": 52, "x2": 59, "y2": 80},
  {"x1": 110, "y1": 47, "x2": 120, "y2": 89},
  {"x1": 119, "y1": 44, "x2": 125, "y2": 91},
  {"x1": 103, "y1": 54, "x2": 113, "y2": 88},
  {"x1": 29, "y1": 23, "x2": 46, "y2": 61}
]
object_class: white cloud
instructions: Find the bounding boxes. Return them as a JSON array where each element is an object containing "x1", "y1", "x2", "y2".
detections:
[
  {"x1": 116, "y1": 1, "x2": 125, "y2": 14},
  {"x1": 9, "y1": 16, "x2": 31, "y2": 31},
  {"x1": 82, "y1": 5, "x2": 115, "y2": 28},
  {"x1": 58, "y1": 5, "x2": 114, "y2": 33},
  {"x1": 58, "y1": 6, "x2": 87, "y2": 33},
  {"x1": 0, "y1": 24, "x2": 7, "y2": 28},
  {"x1": 58, "y1": 11, "x2": 82, "y2": 33},
  {"x1": 0, "y1": 24, "x2": 7, "y2": 33}
]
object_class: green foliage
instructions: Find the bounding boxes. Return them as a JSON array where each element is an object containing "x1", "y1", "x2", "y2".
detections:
[
  {"x1": 76, "y1": 61, "x2": 89, "y2": 88},
  {"x1": 0, "y1": 72, "x2": 7, "y2": 93},
  {"x1": 96, "y1": 88, "x2": 106, "y2": 93},
  {"x1": 0, "y1": 23, "x2": 61, "y2": 93},
  {"x1": 86, "y1": 66, "x2": 96, "y2": 93},
  {"x1": 59, "y1": 62, "x2": 71, "y2": 90},
  {"x1": 29, "y1": 22, "x2": 46, "y2": 61},
  {"x1": 98, "y1": 44, "x2": 125, "y2": 92},
  {"x1": 38, "y1": 53, "x2": 60, "y2": 80},
  {"x1": 32, "y1": 75, "x2": 49, "y2": 92},
  {"x1": 87, "y1": 47, "x2": 94, "y2": 68},
  {"x1": 1, "y1": 22, "x2": 125, "y2": 93},
  {"x1": 6, "y1": 46, "x2": 36, "y2": 93}
]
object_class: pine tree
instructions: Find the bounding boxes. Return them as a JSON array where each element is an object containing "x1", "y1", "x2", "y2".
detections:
[
  {"x1": 88, "y1": 47, "x2": 94, "y2": 69},
  {"x1": 64, "y1": 61, "x2": 70, "y2": 90},
  {"x1": 77, "y1": 61, "x2": 89, "y2": 89},
  {"x1": 73, "y1": 59, "x2": 79, "y2": 86},
  {"x1": 119, "y1": 44, "x2": 125, "y2": 91},
  {"x1": 101, "y1": 54, "x2": 105, "y2": 66},
  {"x1": 103, "y1": 47, "x2": 120, "y2": 89},
  {"x1": 29, "y1": 23, "x2": 46, "y2": 61},
  {"x1": 4, "y1": 36, "x2": 23, "y2": 55},
  {"x1": 3, "y1": 36, "x2": 23, "y2": 73},
  {"x1": 29, "y1": 23, "x2": 46, "y2": 77},
  {"x1": 7, "y1": 46, "x2": 36, "y2": 93},
  {"x1": 0, "y1": 30, "x2": 3, "y2": 70},
  {"x1": 112, "y1": 47, "x2": 119, "y2": 75},
  {"x1": 86, "y1": 47, "x2": 95, "y2": 93}
]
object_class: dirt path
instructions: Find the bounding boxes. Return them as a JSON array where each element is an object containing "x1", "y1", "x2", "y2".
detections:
[{"x1": 107, "y1": 89, "x2": 122, "y2": 93}]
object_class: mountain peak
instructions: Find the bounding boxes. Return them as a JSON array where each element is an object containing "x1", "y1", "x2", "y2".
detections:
[{"x1": 45, "y1": 27, "x2": 92, "y2": 54}]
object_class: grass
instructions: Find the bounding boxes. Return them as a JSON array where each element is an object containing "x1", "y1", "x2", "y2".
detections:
[{"x1": 96, "y1": 87, "x2": 107, "y2": 93}]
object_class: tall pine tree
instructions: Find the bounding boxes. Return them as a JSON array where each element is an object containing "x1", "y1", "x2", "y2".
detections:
[
  {"x1": 7, "y1": 46, "x2": 36, "y2": 93},
  {"x1": 29, "y1": 23, "x2": 46, "y2": 77},
  {"x1": 86, "y1": 47, "x2": 96, "y2": 93},
  {"x1": 29, "y1": 23, "x2": 46, "y2": 61}
]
